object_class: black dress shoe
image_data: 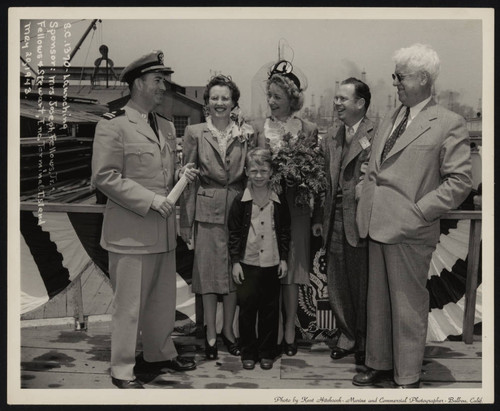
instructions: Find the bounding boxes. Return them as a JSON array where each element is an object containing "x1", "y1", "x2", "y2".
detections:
[
  {"x1": 354, "y1": 351, "x2": 366, "y2": 365},
  {"x1": 139, "y1": 356, "x2": 196, "y2": 372},
  {"x1": 111, "y1": 377, "x2": 144, "y2": 389},
  {"x1": 394, "y1": 380, "x2": 421, "y2": 389},
  {"x1": 284, "y1": 340, "x2": 298, "y2": 356},
  {"x1": 161, "y1": 356, "x2": 197, "y2": 371},
  {"x1": 330, "y1": 346, "x2": 354, "y2": 360},
  {"x1": 242, "y1": 360, "x2": 255, "y2": 370},
  {"x1": 352, "y1": 368, "x2": 393, "y2": 386},
  {"x1": 260, "y1": 358, "x2": 273, "y2": 370}
]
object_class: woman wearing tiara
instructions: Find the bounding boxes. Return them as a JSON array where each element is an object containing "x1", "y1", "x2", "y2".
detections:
[
  {"x1": 254, "y1": 61, "x2": 319, "y2": 356},
  {"x1": 180, "y1": 75, "x2": 255, "y2": 360}
]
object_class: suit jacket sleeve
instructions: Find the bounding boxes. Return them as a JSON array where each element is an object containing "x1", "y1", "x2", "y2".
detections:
[
  {"x1": 415, "y1": 115, "x2": 472, "y2": 222},
  {"x1": 92, "y1": 119, "x2": 155, "y2": 217},
  {"x1": 227, "y1": 193, "x2": 245, "y2": 264},
  {"x1": 179, "y1": 125, "x2": 199, "y2": 228}
]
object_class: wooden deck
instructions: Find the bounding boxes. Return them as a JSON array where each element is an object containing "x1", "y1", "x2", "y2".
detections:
[{"x1": 20, "y1": 320, "x2": 482, "y2": 391}]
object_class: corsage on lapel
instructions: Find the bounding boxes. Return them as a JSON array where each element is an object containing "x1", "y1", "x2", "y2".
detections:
[{"x1": 230, "y1": 106, "x2": 253, "y2": 143}]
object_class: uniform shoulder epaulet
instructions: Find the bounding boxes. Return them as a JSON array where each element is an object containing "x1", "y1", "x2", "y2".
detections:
[
  {"x1": 155, "y1": 112, "x2": 173, "y2": 122},
  {"x1": 102, "y1": 109, "x2": 125, "y2": 120}
]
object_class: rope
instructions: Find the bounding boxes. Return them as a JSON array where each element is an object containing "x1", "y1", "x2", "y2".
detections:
[{"x1": 77, "y1": 27, "x2": 96, "y2": 89}]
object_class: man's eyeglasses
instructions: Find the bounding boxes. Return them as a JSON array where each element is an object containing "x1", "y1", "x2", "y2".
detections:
[
  {"x1": 334, "y1": 96, "x2": 358, "y2": 103},
  {"x1": 392, "y1": 72, "x2": 414, "y2": 82}
]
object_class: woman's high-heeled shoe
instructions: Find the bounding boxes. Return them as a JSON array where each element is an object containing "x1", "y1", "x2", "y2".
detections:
[
  {"x1": 204, "y1": 327, "x2": 218, "y2": 360},
  {"x1": 284, "y1": 339, "x2": 298, "y2": 356},
  {"x1": 221, "y1": 333, "x2": 241, "y2": 356}
]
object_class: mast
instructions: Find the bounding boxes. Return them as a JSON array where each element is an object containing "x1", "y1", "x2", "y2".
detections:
[{"x1": 69, "y1": 19, "x2": 100, "y2": 63}]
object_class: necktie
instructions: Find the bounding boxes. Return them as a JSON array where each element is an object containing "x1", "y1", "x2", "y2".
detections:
[
  {"x1": 346, "y1": 126, "x2": 355, "y2": 144},
  {"x1": 381, "y1": 106, "x2": 410, "y2": 162},
  {"x1": 148, "y1": 112, "x2": 159, "y2": 140},
  {"x1": 342, "y1": 126, "x2": 355, "y2": 163}
]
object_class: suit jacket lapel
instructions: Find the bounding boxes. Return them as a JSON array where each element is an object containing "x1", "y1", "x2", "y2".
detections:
[
  {"x1": 343, "y1": 117, "x2": 373, "y2": 169},
  {"x1": 328, "y1": 126, "x2": 344, "y2": 188},
  {"x1": 202, "y1": 127, "x2": 224, "y2": 162},
  {"x1": 384, "y1": 100, "x2": 437, "y2": 162},
  {"x1": 375, "y1": 106, "x2": 403, "y2": 168},
  {"x1": 125, "y1": 106, "x2": 161, "y2": 145}
]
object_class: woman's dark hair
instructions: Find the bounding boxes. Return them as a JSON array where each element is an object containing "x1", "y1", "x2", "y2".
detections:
[{"x1": 203, "y1": 75, "x2": 240, "y2": 108}]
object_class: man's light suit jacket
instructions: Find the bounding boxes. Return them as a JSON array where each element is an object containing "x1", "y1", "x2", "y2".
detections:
[{"x1": 356, "y1": 99, "x2": 472, "y2": 246}]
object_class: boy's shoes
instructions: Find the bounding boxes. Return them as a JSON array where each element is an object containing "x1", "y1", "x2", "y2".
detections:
[
  {"x1": 330, "y1": 346, "x2": 354, "y2": 360},
  {"x1": 260, "y1": 358, "x2": 273, "y2": 370},
  {"x1": 242, "y1": 360, "x2": 255, "y2": 370}
]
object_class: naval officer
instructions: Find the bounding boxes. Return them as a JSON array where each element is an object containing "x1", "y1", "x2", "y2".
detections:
[{"x1": 92, "y1": 50, "x2": 198, "y2": 389}]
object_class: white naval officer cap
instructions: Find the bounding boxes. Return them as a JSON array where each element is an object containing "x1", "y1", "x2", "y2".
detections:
[{"x1": 119, "y1": 50, "x2": 170, "y2": 84}]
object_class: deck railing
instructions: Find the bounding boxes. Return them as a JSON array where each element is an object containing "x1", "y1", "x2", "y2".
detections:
[{"x1": 19, "y1": 202, "x2": 482, "y2": 344}]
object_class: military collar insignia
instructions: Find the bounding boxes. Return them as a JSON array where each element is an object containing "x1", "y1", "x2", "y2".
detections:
[{"x1": 102, "y1": 109, "x2": 125, "y2": 120}]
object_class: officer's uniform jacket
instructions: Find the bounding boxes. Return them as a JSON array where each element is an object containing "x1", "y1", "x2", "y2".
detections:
[{"x1": 92, "y1": 105, "x2": 178, "y2": 254}]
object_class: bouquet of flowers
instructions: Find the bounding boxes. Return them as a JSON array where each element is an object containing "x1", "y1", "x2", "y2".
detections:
[{"x1": 270, "y1": 132, "x2": 326, "y2": 208}]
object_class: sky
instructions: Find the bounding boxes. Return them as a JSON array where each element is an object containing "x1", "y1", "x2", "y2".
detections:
[{"x1": 17, "y1": 9, "x2": 486, "y2": 118}]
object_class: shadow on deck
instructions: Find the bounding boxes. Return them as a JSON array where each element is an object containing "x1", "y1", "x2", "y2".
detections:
[{"x1": 20, "y1": 320, "x2": 482, "y2": 390}]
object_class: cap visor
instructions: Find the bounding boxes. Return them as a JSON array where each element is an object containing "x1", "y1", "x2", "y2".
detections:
[{"x1": 141, "y1": 65, "x2": 170, "y2": 74}]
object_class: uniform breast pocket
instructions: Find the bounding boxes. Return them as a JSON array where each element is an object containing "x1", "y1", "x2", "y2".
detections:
[{"x1": 124, "y1": 143, "x2": 158, "y2": 179}]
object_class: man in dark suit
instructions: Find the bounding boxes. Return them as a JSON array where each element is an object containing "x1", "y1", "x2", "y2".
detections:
[
  {"x1": 92, "y1": 50, "x2": 198, "y2": 388},
  {"x1": 313, "y1": 78, "x2": 375, "y2": 365},
  {"x1": 354, "y1": 44, "x2": 472, "y2": 388}
]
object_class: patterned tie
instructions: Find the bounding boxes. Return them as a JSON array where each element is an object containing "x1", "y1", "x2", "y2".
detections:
[
  {"x1": 342, "y1": 126, "x2": 355, "y2": 163},
  {"x1": 381, "y1": 106, "x2": 410, "y2": 162},
  {"x1": 148, "y1": 112, "x2": 159, "y2": 140},
  {"x1": 346, "y1": 126, "x2": 355, "y2": 144}
]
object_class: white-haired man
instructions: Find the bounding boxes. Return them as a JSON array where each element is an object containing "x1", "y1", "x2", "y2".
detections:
[{"x1": 354, "y1": 44, "x2": 472, "y2": 388}]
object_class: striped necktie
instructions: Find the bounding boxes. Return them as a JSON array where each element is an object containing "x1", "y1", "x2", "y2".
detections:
[{"x1": 381, "y1": 106, "x2": 410, "y2": 162}]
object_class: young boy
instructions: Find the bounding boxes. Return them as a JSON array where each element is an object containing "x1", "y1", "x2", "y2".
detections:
[{"x1": 228, "y1": 147, "x2": 291, "y2": 370}]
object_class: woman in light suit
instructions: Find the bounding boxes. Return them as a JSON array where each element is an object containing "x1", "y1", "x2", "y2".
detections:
[{"x1": 180, "y1": 75, "x2": 255, "y2": 360}]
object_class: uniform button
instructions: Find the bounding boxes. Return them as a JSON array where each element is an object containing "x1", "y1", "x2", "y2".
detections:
[
  {"x1": 260, "y1": 207, "x2": 264, "y2": 211},
  {"x1": 260, "y1": 250, "x2": 263, "y2": 253},
  {"x1": 261, "y1": 221, "x2": 264, "y2": 225},
  {"x1": 261, "y1": 235, "x2": 264, "y2": 239}
]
